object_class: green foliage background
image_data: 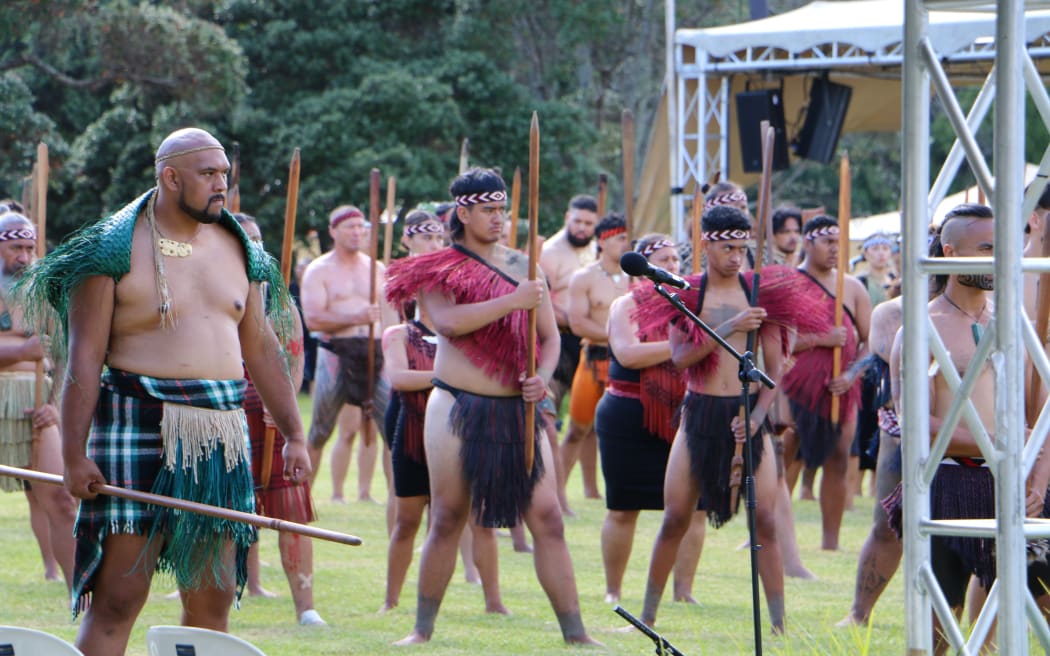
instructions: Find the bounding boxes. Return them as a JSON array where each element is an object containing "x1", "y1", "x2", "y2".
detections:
[{"x1": 1, "y1": 0, "x2": 1045, "y2": 245}]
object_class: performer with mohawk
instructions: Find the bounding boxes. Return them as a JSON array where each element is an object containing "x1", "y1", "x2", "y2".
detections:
[{"x1": 386, "y1": 168, "x2": 597, "y2": 646}]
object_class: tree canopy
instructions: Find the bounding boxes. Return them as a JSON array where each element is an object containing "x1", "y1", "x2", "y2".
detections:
[{"x1": 1, "y1": 0, "x2": 1027, "y2": 250}]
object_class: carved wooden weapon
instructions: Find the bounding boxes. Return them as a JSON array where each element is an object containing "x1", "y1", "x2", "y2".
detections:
[
  {"x1": 0, "y1": 465, "x2": 361, "y2": 546},
  {"x1": 831, "y1": 152, "x2": 851, "y2": 427},
  {"x1": 260, "y1": 148, "x2": 301, "y2": 498},
  {"x1": 526, "y1": 113, "x2": 540, "y2": 474},
  {"x1": 509, "y1": 167, "x2": 522, "y2": 250},
  {"x1": 383, "y1": 175, "x2": 397, "y2": 266}
]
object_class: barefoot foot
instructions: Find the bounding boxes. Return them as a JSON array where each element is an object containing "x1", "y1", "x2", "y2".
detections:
[{"x1": 394, "y1": 631, "x2": 430, "y2": 646}]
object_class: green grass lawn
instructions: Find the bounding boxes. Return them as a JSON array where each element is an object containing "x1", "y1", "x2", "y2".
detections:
[{"x1": 0, "y1": 394, "x2": 912, "y2": 654}]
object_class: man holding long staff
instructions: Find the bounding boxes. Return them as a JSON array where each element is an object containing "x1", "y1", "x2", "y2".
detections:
[
  {"x1": 633, "y1": 203, "x2": 826, "y2": 634},
  {"x1": 779, "y1": 195, "x2": 870, "y2": 551},
  {"x1": 387, "y1": 159, "x2": 596, "y2": 646},
  {"x1": 16, "y1": 127, "x2": 309, "y2": 655}
]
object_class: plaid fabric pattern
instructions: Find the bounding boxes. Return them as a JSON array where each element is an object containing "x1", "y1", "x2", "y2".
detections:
[{"x1": 71, "y1": 368, "x2": 253, "y2": 617}]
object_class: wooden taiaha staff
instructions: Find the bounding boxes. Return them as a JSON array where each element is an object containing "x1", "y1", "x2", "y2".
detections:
[
  {"x1": 383, "y1": 175, "x2": 397, "y2": 266},
  {"x1": 33, "y1": 143, "x2": 48, "y2": 430},
  {"x1": 366, "y1": 169, "x2": 381, "y2": 438},
  {"x1": 1026, "y1": 216, "x2": 1050, "y2": 428},
  {"x1": 692, "y1": 171, "x2": 720, "y2": 275},
  {"x1": 509, "y1": 167, "x2": 522, "y2": 250},
  {"x1": 831, "y1": 152, "x2": 851, "y2": 427},
  {"x1": 226, "y1": 142, "x2": 241, "y2": 213},
  {"x1": 459, "y1": 138, "x2": 470, "y2": 174},
  {"x1": 621, "y1": 109, "x2": 635, "y2": 242},
  {"x1": 729, "y1": 124, "x2": 774, "y2": 513},
  {"x1": 0, "y1": 464, "x2": 361, "y2": 546},
  {"x1": 525, "y1": 112, "x2": 540, "y2": 475},
  {"x1": 260, "y1": 148, "x2": 301, "y2": 497},
  {"x1": 691, "y1": 186, "x2": 704, "y2": 275},
  {"x1": 597, "y1": 173, "x2": 608, "y2": 218}
]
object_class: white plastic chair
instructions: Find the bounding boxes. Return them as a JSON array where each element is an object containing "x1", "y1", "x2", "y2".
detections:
[
  {"x1": 0, "y1": 626, "x2": 84, "y2": 655},
  {"x1": 146, "y1": 625, "x2": 266, "y2": 656}
]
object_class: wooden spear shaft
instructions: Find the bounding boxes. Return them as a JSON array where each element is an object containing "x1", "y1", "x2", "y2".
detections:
[
  {"x1": 509, "y1": 167, "x2": 522, "y2": 250},
  {"x1": 525, "y1": 113, "x2": 540, "y2": 475},
  {"x1": 261, "y1": 148, "x2": 301, "y2": 494},
  {"x1": 0, "y1": 465, "x2": 362, "y2": 546},
  {"x1": 383, "y1": 176, "x2": 397, "y2": 266},
  {"x1": 622, "y1": 109, "x2": 635, "y2": 243},
  {"x1": 691, "y1": 171, "x2": 721, "y2": 275},
  {"x1": 831, "y1": 152, "x2": 851, "y2": 426},
  {"x1": 730, "y1": 124, "x2": 774, "y2": 513},
  {"x1": 459, "y1": 138, "x2": 470, "y2": 174},
  {"x1": 597, "y1": 173, "x2": 608, "y2": 218},
  {"x1": 33, "y1": 143, "x2": 48, "y2": 421},
  {"x1": 366, "y1": 169, "x2": 381, "y2": 439},
  {"x1": 226, "y1": 142, "x2": 241, "y2": 214},
  {"x1": 691, "y1": 185, "x2": 703, "y2": 275}
]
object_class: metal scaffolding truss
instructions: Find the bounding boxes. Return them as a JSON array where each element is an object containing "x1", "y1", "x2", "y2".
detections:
[
  {"x1": 670, "y1": 1, "x2": 1050, "y2": 243},
  {"x1": 902, "y1": 2, "x2": 1050, "y2": 652}
]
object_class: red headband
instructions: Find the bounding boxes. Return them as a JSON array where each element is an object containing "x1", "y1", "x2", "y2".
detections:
[
  {"x1": 330, "y1": 207, "x2": 365, "y2": 229},
  {"x1": 599, "y1": 226, "x2": 627, "y2": 240}
]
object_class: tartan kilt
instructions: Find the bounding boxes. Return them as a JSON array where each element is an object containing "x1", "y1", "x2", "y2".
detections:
[{"x1": 71, "y1": 368, "x2": 256, "y2": 618}]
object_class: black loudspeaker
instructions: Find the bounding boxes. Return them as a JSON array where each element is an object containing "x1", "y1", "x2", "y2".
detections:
[
  {"x1": 795, "y1": 77, "x2": 852, "y2": 164},
  {"x1": 736, "y1": 89, "x2": 790, "y2": 172}
]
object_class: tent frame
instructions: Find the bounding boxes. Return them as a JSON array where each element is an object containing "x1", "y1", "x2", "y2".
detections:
[
  {"x1": 903, "y1": 2, "x2": 1050, "y2": 653},
  {"x1": 670, "y1": 1, "x2": 1050, "y2": 243}
]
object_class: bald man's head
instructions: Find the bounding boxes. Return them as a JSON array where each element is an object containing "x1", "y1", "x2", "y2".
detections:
[{"x1": 154, "y1": 128, "x2": 225, "y2": 179}]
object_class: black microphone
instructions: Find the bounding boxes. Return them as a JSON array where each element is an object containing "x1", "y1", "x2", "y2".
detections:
[{"x1": 620, "y1": 251, "x2": 691, "y2": 290}]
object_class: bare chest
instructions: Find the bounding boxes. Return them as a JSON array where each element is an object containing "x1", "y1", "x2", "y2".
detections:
[{"x1": 115, "y1": 223, "x2": 249, "y2": 331}]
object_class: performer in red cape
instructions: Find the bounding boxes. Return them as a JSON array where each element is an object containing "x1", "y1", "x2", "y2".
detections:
[
  {"x1": 595, "y1": 233, "x2": 704, "y2": 605},
  {"x1": 633, "y1": 205, "x2": 830, "y2": 633},
  {"x1": 386, "y1": 168, "x2": 596, "y2": 646},
  {"x1": 780, "y1": 215, "x2": 871, "y2": 551},
  {"x1": 379, "y1": 210, "x2": 506, "y2": 615}
]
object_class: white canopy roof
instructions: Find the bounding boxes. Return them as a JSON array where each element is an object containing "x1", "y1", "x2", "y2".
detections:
[
  {"x1": 849, "y1": 164, "x2": 1042, "y2": 240},
  {"x1": 676, "y1": 0, "x2": 1050, "y2": 60}
]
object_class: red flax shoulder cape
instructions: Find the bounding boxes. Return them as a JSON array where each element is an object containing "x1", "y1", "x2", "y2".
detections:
[
  {"x1": 632, "y1": 266, "x2": 832, "y2": 388},
  {"x1": 385, "y1": 244, "x2": 540, "y2": 389}
]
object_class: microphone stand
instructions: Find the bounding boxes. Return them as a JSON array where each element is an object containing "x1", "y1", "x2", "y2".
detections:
[{"x1": 652, "y1": 283, "x2": 773, "y2": 655}]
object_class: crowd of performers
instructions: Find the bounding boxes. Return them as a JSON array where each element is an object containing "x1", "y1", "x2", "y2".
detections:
[{"x1": 4, "y1": 126, "x2": 1050, "y2": 654}]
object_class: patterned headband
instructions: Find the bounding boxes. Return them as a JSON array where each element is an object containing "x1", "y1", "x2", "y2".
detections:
[
  {"x1": 639, "y1": 239, "x2": 675, "y2": 258},
  {"x1": 862, "y1": 234, "x2": 894, "y2": 249},
  {"x1": 704, "y1": 190, "x2": 748, "y2": 210},
  {"x1": 805, "y1": 225, "x2": 840, "y2": 240},
  {"x1": 702, "y1": 229, "x2": 751, "y2": 241},
  {"x1": 598, "y1": 226, "x2": 626, "y2": 240},
  {"x1": 455, "y1": 190, "x2": 507, "y2": 206},
  {"x1": 0, "y1": 228, "x2": 35, "y2": 242},
  {"x1": 331, "y1": 208, "x2": 366, "y2": 229},
  {"x1": 154, "y1": 144, "x2": 225, "y2": 164},
  {"x1": 404, "y1": 221, "x2": 444, "y2": 237}
]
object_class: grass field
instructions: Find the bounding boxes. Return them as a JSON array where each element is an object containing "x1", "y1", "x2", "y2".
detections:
[{"x1": 0, "y1": 393, "x2": 914, "y2": 655}]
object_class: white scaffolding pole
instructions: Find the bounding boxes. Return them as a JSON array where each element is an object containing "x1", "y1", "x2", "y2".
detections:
[
  {"x1": 901, "y1": 2, "x2": 933, "y2": 651},
  {"x1": 991, "y1": 1, "x2": 1027, "y2": 652},
  {"x1": 902, "y1": 0, "x2": 1033, "y2": 651}
]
